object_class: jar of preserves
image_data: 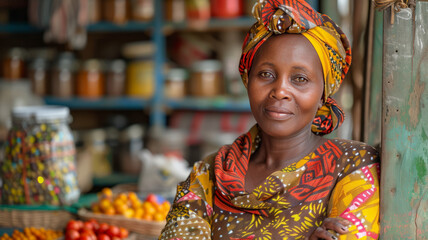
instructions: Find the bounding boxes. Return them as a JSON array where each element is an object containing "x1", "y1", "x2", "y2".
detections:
[
  {"x1": 165, "y1": 68, "x2": 188, "y2": 99},
  {"x1": 3, "y1": 48, "x2": 26, "y2": 80},
  {"x1": 29, "y1": 58, "x2": 49, "y2": 96},
  {"x1": 103, "y1": 0, "x2": 129, "y2": 24},
  {"x1": 211, "y1": 0, "x2": 243, "y2": 19},
  {"x1": 130, "y1": 0, "x2": 154, "y2": 22},
  {"x1": 105, "y1": 59, "x2": 126, "y2": 97},
  {"x1": 165, "y1": 0, "x2": 186, "y2": 22},
  {"x1": 126, "y1": 59, "x2": 154, "y2": 98},
  {"x1": 77, "y1": 59, "x2": 105, "y2": 99},
  {"x1": 51, "y1": 53, "x2": 77, "y2": 99},
  {"x1": 1, "y1": 106, "x2": 80, "y2": 205},
  {"x1": 189, "y1": 60, "x2": 223, "y2": 97}
]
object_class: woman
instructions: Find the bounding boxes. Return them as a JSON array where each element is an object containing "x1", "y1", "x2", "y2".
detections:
[{"x1": 159, "y1": 0, "x2": 380, "y2": 239}]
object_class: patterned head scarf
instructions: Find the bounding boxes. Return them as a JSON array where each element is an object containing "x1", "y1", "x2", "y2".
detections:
[{"x1": 239, "y1": 0, "x2": 352, "y2": 135}]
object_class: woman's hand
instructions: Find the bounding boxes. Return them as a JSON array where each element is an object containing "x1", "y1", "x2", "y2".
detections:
[{"x1": 307, "y1": 218, "x2": 351, "y2": 240}]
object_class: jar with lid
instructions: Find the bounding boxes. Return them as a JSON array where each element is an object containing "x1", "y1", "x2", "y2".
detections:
[
  {"x1": 105, "y1": 59, "x2": 126, "y2": 97},
  {"x1": 2, "y1": 48, "x2": 26, "y2": 80},
  {"x1": 103, "y1": 0, "x2": 129, "y2": 24},
  {"x1": 165, "y1": 68, "x2": 188, "y2": 99},
  {"x1": 1, "y1": 106, "x2": 80, "y2": 205},
  {"x1": 165, "y1": 0, "x2": 186, "y2": 22},
  {"x1": 189, "y1": 60, "x2": 223, "y2": 97},
  {"x1": 29, "y1": 58, "x2": 49, "y2": 96},
  {"x1": 51, "y1": 52, "x2": 77, "y2": 99},
  {"x1": 211, "y1": 0, "x2": 243, "y2": 19},
  {"x1": 77, "y1": 59, "x2": 105, "y2": 99},
  {"x1": 130, "y1": 0, "x2": 154, "y2": 22}
]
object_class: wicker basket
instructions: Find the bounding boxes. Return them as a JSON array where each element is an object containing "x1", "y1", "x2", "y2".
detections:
[
  {"x1": 78, "y1": 208, "x2": 165, "y2": 237},
  {"x1": 0, "y1": 208, "x2": 74, "y2": 230}
]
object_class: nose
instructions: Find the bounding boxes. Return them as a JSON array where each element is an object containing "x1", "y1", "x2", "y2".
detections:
[{"x1": 269, "y1": 77, "x2": 292, "y2": 100}]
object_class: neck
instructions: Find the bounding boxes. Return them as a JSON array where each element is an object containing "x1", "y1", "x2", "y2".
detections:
[{"x1": 252, "y1": 127, "x2": 325, "y2": 170}]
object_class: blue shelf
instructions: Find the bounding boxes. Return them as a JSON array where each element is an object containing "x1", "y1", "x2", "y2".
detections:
[
  {"x1": 87, "y1": 21, "x2": 153, "y2": 32},
  {"x1": 164, "y1": 17, "x2": 256, "y2": 31},
  {"x1": 0, "y1": 23, "x2": 43, "y2": 33},
  {"x1": 44, "y1": 96, "x2": 150, "y2": 110},
  {"x1": 165, "y1": 97, "x2": 251, "y2": 112}
]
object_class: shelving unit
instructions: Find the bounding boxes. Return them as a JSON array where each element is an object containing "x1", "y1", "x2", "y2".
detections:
[{"x1": 0, "y1": 1, "x2": 319, "y2": 128}]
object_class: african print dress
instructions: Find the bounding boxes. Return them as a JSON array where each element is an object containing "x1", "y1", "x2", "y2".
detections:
[{"x1": 159, "y1": 126, "x2": 380, "y2": 240}]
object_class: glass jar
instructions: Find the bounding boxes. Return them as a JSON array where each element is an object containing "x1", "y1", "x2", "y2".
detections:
[
  {"x1": 103, "y1": 0, "x2": 129, "y2": 24},
  {"x1": 1, "y1": 106, "x2": 80, "y2": 205},
  {"x1": 165, "y1": 0, "x2": 186, "y2": 22},
  {"x1": 189, "y1": 60, "x2": 223, "y2": 97},
  {"x1": 165, "y1": 68, "x2": 188, "y2": 99},
  {"x1": 3, "y1": 48, "x2": 26, "y2": 80},
  {"x1": 105, "y1": 59, "x2": 126, "y2": 97},
  {"x1": 126, "y1": 59, "x2": 154, "y2": 98},
  {"x1": 211, "y1": 0, "x2": 243, "y2": 19},
  {"x1": 130, "y1": 0, "x2": 154, "y2": 22},
  {"x1": 29, "y1": 58, "x2": 49, "y2": 96},
  {"x1": 77, "y1": 59, "x2": 105, "y2": 99},
  {"x1": 51, "y1": 53, "x2": 76, "y2": 99}
]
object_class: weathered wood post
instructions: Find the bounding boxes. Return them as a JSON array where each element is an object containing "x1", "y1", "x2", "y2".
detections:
[{"x1": 380, "y1": 1, "x2": 428, "y2": 239}]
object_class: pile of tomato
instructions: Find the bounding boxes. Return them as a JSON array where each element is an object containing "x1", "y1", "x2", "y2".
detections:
[{"x1": 65, "y1": 219, "x2": 128, "y2": 240}]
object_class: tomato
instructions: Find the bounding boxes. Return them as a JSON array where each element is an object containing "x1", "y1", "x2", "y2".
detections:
[
  {"x1": 106, "y1": 226, "x2": 120, "y2": 238},
  {"x1": 98, "y1": 223, "x2": 110, "y2": 234},
  {"x1": 87, "y1": 219, "x2": 100, "y2": 232},
  {"x1": 97, "y1": 234, "x2": 111, "y2": 240},
  {"x1": 67, "y1": 220, "x2": 82, "y2": 231},
  {"x1": 65, "y1": 230, "x2": 80, "y2": 240},
  {"x1": 145, "y1": 194, "x2": 157, "y2": 204},
  {"x1": 83, "y1": 222, "x2": 94, "y2": 231},
  {"x1": 111, "y1": 237, "x2": 121, "y2": 240},
  {"x1": 118, "y1": 228, "x2": 128, "y2": 239},
  {"x1": 79, "y1": 233, "x2": 93, "y2": 240}
]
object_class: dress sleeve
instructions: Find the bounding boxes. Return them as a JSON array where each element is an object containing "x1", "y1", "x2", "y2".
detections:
[
  {"x1": 327, "y1": 162, "x2": 380, "y2": 240},
  {"x1": 159, "y1": 156, "x2": 215, "y2": 240}
]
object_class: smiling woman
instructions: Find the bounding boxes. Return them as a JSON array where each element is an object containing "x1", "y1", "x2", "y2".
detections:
[{"x1": 159, "y1": 1, "x2": 380, "y2": 240}]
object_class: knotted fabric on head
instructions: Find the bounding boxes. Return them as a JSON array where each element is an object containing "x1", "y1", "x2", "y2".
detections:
[{"x1": 239, "y1": 0, "x2": 352, "y2": 135}]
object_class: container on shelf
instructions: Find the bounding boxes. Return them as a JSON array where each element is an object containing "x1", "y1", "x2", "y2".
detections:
[
  {"x1": 105, "y1": 59, "x2": 126, "y2": 97},
  {"x1": 211, "y1": 0, "x2": 243, "y2": 19},
  {"x1": 103, "y1": 0, "x2": 129, "y2": 24},
  {"x1": 165, "y1": 0, "x2": 186, "y2": 22},
  {"x1": 186, "y1": 0, "x2": 210, "y2": 28},
  {"x1": 1, "y1": 106, "x2": 80, "y2": 205},
  {"x1": 123, "y1": 41, "x2": 155, "y2": 98},
  {"x1": 165, "y1": 68, "x2": 188, "y2": 99},
  {"x1": 51, "y1": 52, "x2": 77, "y2": 99},
  {"x1": 83, "y1": 128, "x2": 112, "y2": 178},
  {"x1": 119, "y1": 124, "x2": 144, "y2": 175},
  {"x1": 87, "y1": 0, "x2": 102, "y2": 23},
  {"x1": 2, "y1": 48, "x2": 26, "y2": 80},
  {"x1": 77, "y1": 59, "x2": 105, "y2": 99},
  {"x1": 29, "y1": 57, "x2": 49, "y2": 96},
  {"x1": 189, "y1": 60, "x2": 223, "y2": 97},
  {"x1": 130, "y1": 0, "x2": 154, "y2": 22}
]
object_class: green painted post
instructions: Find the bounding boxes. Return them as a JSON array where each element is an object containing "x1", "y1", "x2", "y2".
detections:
[
  {"x1": 380, "y1": 2, "x2": 428, "y2": 239},
  {"x1": 366, "y1": 10, "x2": 383, "y2": 147}
]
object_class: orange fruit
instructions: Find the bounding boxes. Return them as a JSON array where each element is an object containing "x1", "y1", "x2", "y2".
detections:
[
  {"x1": 99, "y1": 198, "x2": 112, "y2": 211},
  {"x1": 153, "y1": 212, "x2": 165, "y2": 222},
  {"x1": 133, "y1": 208, "x2": 144, "y2": 219},
  {"x1": 104, "y1": 206, "x2": 116, "y2": 215},
  {"x1": 101, "y1": 188, "x2": 113, "y2": 198},
  {"x1": 142, "y1": 201, "x2": 156, "y2": 216},
  {"x1": 123, "y1": 208, "x2": 135, "y2": 218}
]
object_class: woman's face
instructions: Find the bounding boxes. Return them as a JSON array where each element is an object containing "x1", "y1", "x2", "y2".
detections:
[{"x1": 248, "y1": 34, "x2": 324, "y2": 138}]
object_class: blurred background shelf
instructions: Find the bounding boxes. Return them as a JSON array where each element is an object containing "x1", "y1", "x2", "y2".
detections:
[
  {"x1": 165, "y1": 97, "x2": 251, "y2": 112},
  {"x1": 44, "y1": 97, "x2": 151, "y2": 110}
]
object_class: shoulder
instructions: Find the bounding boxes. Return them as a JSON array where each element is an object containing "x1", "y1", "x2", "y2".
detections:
[{"x1": 329, "y1": 138, "x2": 379, "y2": 160}]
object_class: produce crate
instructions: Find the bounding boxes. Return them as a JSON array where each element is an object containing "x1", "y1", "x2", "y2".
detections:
[{"x1": 78, "y1": 208, "x2": 164, "y2": 239}]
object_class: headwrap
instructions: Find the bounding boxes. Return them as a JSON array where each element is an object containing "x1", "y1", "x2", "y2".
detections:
[{"x1": 239, "y1": 0, "x2": 352, "y2": 135}]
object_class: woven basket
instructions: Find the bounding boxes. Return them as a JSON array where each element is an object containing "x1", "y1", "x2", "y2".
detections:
[
  {"x1": 78, "y1": 208, "x2": 165, "y2": 237},
  {"x1": 0, "y1": 208, "x2": 74, "y2": 230}
]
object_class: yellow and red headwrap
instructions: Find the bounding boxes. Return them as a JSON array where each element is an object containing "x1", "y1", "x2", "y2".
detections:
[{"x1": 239, "y1": 0, "x2": 352, "y2": 135}]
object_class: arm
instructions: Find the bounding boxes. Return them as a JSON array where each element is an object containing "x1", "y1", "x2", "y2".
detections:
[
  {"x1": 159, "y1": 158, "x2": 215, "y2": 240},
  {"x1": 327, "y1": 162, "x2": 380, "y2": 239}
]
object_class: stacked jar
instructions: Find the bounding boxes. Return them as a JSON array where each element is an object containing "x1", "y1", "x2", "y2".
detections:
[{"x1": 1, "y1": 106, "x2": 80, "y2": 205}]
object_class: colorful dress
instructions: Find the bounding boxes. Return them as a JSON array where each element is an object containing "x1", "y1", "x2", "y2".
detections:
[{"x1": 159, "y1": 126, "x2": 380, "y2": 240}]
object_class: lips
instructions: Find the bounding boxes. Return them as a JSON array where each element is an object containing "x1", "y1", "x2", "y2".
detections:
[{"x1": 264, "y1": 105, "x2": 294, "y2": 120}]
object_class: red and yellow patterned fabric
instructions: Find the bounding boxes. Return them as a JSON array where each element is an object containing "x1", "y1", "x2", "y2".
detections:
[
  {"x1": 159, "y1": 126, "x2": 380, "y2": 239},
  {"x1": 239, "y1": 0, "x2": 352, "y2": 135}
]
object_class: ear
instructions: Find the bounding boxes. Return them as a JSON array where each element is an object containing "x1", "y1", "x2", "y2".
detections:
[{"x1": 318, "y1": 98, "x2": 323, "y2": 109}]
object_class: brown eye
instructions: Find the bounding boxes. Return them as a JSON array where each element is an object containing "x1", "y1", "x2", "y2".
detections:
[
  {"x1": 294, "y1": 76, "x2": 308, "y2": 83},
  {"x1": 259, "y1": 71, "x2": 274, "y2": 79}
]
